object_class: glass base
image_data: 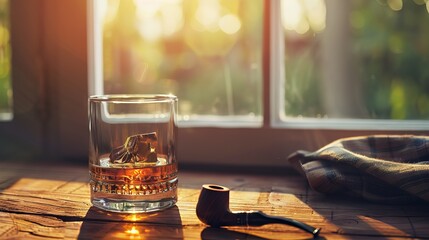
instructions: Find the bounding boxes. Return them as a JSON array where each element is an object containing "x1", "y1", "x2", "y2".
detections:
[{"x1": 91, "y1": 198, "x2": 176, "y2": 213}]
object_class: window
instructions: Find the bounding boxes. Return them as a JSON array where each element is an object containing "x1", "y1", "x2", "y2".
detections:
[
  {"x1": 276, "y1": 0, "x2": 429, "y2": 130},
  {"x1": 1, "y1": 0, "x2": 426, "y2": 164},
  {"x1": 90, "y1": 0, "x2": 263, "y2": 127},
  {"x1": 87, "y1": 0, "x2": 428, "y2": 167}
]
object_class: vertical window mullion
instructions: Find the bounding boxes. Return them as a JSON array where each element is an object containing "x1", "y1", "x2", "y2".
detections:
[
  {"x1": 269, "y1": 0, "x2": 285, "y2": 128},
  {"x1": 87, "y1": 0, "x2": 103, "y2": 96},
  {"x1": 262, "y1": 0, "x2": 271, "y2": 127}
]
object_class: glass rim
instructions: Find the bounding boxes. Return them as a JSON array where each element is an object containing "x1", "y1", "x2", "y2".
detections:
[{"x1": 89, "y1": 94, "x2": 178, "y2": 103}]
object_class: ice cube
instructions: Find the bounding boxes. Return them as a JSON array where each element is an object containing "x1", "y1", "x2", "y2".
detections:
[
  {"x1": 109, "y1": 132, "x2": 159, "y2": 164},
  {"x1": 100, "y1": 157, "x2": 111, "y2": 167}
]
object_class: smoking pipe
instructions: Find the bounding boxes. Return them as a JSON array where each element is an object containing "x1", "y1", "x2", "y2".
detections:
[{"x1": 196, "y1": 184, "x2": 321, "y2": 237}]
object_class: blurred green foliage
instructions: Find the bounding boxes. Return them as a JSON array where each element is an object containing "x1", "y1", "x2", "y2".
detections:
[
  {"x1": 103, "y1": 0, "x2": 263, "y2": 117},
  {"x1": 0, "y1": 0, "x2": 11, "y2": 116},
  {"x1": 285, "y1": 0, "x2": 429, "y2": 120}
]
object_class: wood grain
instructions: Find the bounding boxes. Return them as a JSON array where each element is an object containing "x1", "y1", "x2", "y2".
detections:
[{"x1": 0, "y1": 162, "x2": 428, "y2": 239}]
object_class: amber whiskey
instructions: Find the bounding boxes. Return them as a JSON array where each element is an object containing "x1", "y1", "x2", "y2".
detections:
[{"x1": 89, "y1": 158, "x2": 178, "y2": 212}]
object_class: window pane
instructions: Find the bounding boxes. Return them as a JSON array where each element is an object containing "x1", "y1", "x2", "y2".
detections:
[
  {"x1": 99, "y1": 0, "x2": 263, "y2": 120},
  {"x1": 0, "y1": 0, "x2": 11, "y2": 121},
  {"x1": 282, "y1": 0, "x2": 429, "y2": 120}
]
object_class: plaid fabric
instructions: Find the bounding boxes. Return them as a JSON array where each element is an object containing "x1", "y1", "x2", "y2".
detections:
[{"x1": 288, "y1": 135, "x2": 429, "y2": 204}]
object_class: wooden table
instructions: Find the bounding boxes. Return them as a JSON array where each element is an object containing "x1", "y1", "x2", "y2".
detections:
[{"x1": 0, "y1": 162, "x2": 428, "y2": 239}]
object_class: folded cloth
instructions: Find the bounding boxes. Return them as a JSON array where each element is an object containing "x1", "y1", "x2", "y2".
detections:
[{"x1": 288, "y1": 135, "x2": 429, "y2": 204}]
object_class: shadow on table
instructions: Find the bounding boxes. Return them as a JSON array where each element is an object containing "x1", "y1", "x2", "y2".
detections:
[
  {"x1": 200, "y1": 227, "x2": 325, "y2": 240},
  {"x1": 77, "y1": 206, "x2": 183, "y2": 240},
  {"x1": 201, "y1": 227, "x2": 268, "y2": 240},
  {"x1": 305, "y1": 193, "x2": 429, "y2": 239}
]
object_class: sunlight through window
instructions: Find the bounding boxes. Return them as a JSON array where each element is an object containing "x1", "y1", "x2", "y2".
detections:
[{"x1": 97, "y1": 0, "x2": 263, "y2": 125}]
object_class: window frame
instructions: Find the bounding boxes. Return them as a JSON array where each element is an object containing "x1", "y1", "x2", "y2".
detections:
[
  {"x1": 1, "y1": 0, "x2": 427, "y2": 166},
  {"x1": 87, "y1": 0, "x2": 428, "y2": 168},
  {"x1": 0, "y1": 0, "x2": 88, "y2": 161},
  {"x1": 271, "y1": 0, "x2": 429, "y2": 131},
  {"x1": 0, "y1": 0, "x2": 45, "y2": 160}
]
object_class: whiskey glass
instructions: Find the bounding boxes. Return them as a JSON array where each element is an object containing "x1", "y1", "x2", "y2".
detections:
[{"x1": 88, "y1": 94, "x2": 178, "y2": 213}]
